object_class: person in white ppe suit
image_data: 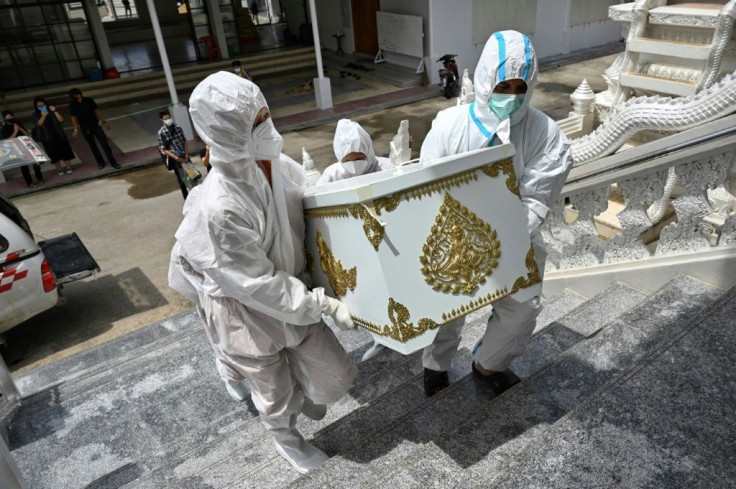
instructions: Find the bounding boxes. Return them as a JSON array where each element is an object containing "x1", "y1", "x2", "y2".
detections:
[
  {"x1": 420, "y1": 30, "x2": 573, "y2": 396},
  {"x1": 169, "y1": 71, "x2": 357, "y2": 474},
  {"x1": 315, "y1": 118, "x2": 394, "y2": 185},
  {"x1": 315, "y1": 119, "x2": 395, "y2": 361}
]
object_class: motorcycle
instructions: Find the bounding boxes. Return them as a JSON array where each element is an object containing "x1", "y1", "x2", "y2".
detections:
[{"x1": 437, "y1": 54, "x2": 459, "y2": 99}]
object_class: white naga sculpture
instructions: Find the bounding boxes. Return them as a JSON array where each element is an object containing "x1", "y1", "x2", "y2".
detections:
[
  {"x1": 389, "y1": 120, "x2": 412, "y2": 166},
  {"x1": 562, "y1": 0, "x2": 736, "y2": 239},
  {"x1": 456, "y1": 69, "x2": 475, "y2": 106},
  {"x1": 302, "y1": 147, "x2": 322, "y2": 187}
]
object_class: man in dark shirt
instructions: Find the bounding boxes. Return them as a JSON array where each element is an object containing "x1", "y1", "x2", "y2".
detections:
[
  {"x1": 158, "y1": 110, "x2": 190, "y2": 199},
  {"x1": 68, "y1": 88, "x2": 120, "y2": 170}
]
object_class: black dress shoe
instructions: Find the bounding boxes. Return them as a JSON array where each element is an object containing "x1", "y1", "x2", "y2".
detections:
[
  {"x1": 471, "y1": 362, "x2": 521, "y2": 394},
  {"x1": 111, "y1": 162, "x2": 121, "y2": 169},
  {"x1": 423, "y1": 368, "x2": 449, "y2": 397}
]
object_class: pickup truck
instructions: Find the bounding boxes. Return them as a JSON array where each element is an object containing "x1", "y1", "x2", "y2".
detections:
[{"x1": 0, "y1": 193, "x2": 100, "y2": 335}]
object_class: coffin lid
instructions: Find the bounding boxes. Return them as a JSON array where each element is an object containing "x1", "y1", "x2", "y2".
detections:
[{"x1": 303, "y1": 144, "x2": 516, "y2": 208}]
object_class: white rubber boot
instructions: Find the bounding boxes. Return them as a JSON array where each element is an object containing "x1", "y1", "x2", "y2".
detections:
[
  {"x1": 267, "y1": 414, "x2": 329, "y2": 474},
  {"x1": 301, "y1": 396, "x2": 327, "y2": 421},
  {"x1": 361, "y1": 341, "x2": 386, "y2": 362},
  {"x1": 225, "y1": 379, "x2": 248, "y2": 402}
]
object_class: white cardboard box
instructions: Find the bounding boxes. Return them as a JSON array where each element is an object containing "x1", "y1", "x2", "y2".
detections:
[{"x1": 303, "y1": 144, "x2": 541, "y2": 354}]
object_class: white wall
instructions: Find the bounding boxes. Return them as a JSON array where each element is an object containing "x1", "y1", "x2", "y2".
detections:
[
  {"x1": 427, "y1": 0, "x2": 624, "y2": 83},
  {"x1": 427, "y1": 0, "x2": 482, "y2": 84}
]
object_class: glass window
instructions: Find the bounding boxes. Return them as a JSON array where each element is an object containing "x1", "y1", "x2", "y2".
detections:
[
  {"x1": 55, "y1": 42, "x2": 81, "y2": 61},
  {"x1": 20, "y1": 6, "x2": 45, "y2": 26},
  {"x1": 223, "y1": 22, "x2": 237, "y2": 38},
  {"x1": 70, "y1": 21, "x2": 92, "y2": 40},
  {"x1": 49, "y1": 23, "x2": 73, "y2": 42},
  {"x1": 65, "y1": 1, "x2": 87, "y2": 22},
  {"x1": 75, "y1": 40, "x2": 97, "y2": 58},
  {"x1": 33, "y1": 44, "x2": 58, "y2": 64},
  {"x1": 42, "y1": 4, "x2": 68, "y2": 23}
]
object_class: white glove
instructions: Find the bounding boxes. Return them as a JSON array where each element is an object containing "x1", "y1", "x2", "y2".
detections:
[{"x1": 324, "y1": 297, "x2": 355, "y2": 331}]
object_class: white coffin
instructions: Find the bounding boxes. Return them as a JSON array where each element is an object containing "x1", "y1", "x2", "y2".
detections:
[{"x1": 303, "y1": 144, "x2": 542, "y2": 354}]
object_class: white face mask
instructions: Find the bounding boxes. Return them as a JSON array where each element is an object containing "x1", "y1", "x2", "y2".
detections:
[
  {"x1": 164, "y1": 118, "x2": 174, "y2": 126},
  {"x1": 251, "y1": 118, "x2": 283, "y2": 161},
  {"x1": 342, "y1": 159, "x2": 369, "y2": 175}
]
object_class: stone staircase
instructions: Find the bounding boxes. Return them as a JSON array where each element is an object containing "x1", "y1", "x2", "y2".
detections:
[
  {"x1": 609, "y1": 1, "x2": 736, "y2": 99},
  {"x1": 2, "y1": 48, "x2": 317, "y2": 116},
  {"x1": 6, "y1": 275, "x2": 735, "y2": 488}
]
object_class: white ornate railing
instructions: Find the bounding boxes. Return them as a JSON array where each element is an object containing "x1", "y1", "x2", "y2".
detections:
[{"x1": 543, "y1": 115, "x2": 736, "y2": 272}]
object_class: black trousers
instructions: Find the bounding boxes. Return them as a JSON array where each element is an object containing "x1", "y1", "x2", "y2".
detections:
[
  {"x1": 82, "y1": 125, "x2": 117, "y2": 166},
  {"x1": 21, "y1": 164, "x2": 43, "y2": 185},
  {"x1": 173, "y1": 164, "x2": 189, "y2": 199}
]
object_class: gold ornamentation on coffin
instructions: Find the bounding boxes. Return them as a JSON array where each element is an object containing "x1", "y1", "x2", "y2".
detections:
[
  {"x1": 304, "y1": 158, "x2": 518, "y2": 251},
  {"x1": 420, "y1": 193, "x2": 501, "y2": 295},
  {"x1": 316, "y1": 230, "x2": 357, "y2": 297},
  {"x1": 352, "y1": 298, "x2": 440, "y2": 343},
  {"x1": 510, "y1": 245, "x2": 541, "y2": 294},
  {"x1": 480, "y1": 158, "x2": 520, "y2": 197},
  {"x1": 348, "y1": 206, "x2": 385, "y2": 251}
]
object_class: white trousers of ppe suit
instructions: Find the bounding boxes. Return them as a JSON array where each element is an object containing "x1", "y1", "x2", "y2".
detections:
[
  {"x1": 422, "y1": 232, "x2": 546, "y2": 372},
  {"x1": 203, "y1": 295, "x2": 357, "y2": 432}
]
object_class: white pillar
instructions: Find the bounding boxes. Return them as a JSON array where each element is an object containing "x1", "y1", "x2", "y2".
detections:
[
  {"x1": 205, "y1": 0, "x2": 228, "y2": 59},
  {"x1": 145, "y1": 0, "x2": 194, "y2": 139},
  {"x1": 84, "y1": 0, "x2": 115, "y2": 69},
  {"x1": 308, "y1": 0, "x2": 332, "y2": 109}
]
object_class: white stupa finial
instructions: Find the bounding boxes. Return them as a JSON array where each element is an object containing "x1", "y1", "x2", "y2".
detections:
[
  {"x1": 389, "y1": 120, "x2": 411, "y2": 165},
  {"x1": 302, "y1": 147, "x2": 322, "y2": 187}
]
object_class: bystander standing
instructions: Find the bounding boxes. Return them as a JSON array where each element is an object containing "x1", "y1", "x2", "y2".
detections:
[
  {"x1": 31, "y1": 97, "x2": 75, "y2": 176},
  {"x1": 158, "y1": 111, "x2": 190, "y2": 199},
  {"x1": 68, "y1": 88, "x2": 121, "y2": 170}
]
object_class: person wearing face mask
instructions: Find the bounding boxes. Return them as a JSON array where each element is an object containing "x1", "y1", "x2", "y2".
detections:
[
  {"x1": 31, "y1": 96, "x2": 76, "y2": 176},
  {"x1": 158, "y1": 111, "x2": 192, "y2": 199},
  {"x1": 2, "y1": 110, "x2": 44, "y2": 187},
  {"x1": 419, "y1": 30, "x2": 573, "y2": 397},
  {"x1": 232, "y1": 60, "x2": 253, "y2": 81},
  {"x1": 169, "y1": 71, "x2": 357, "y2": 474},
  {"x1": 315, "y1": 118, "x2": 394, "y2": 185}
]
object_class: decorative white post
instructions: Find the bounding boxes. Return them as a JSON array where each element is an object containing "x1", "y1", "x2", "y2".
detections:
[{"x1": 302, "y1": 147, "x2": 322, "y2": 186}]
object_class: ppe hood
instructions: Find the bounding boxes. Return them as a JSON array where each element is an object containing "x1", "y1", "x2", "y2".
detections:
[
  {"x1": 333, "y1": 119, "x2": 379, "y2": 176},
  {"x1": 189, "y1": 71, "x2": 268, "y2": 181},
  {"x1": 473, "y1": 30, "x2": 538, "y2": 128}
]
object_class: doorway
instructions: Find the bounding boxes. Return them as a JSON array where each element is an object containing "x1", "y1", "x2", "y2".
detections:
[{"x1": 351, "y1": 0, "x2": 378, "y2": 55}]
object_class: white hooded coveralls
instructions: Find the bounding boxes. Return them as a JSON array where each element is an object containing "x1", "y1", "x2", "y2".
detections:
[
  {"x1": 421, "y1": 31, "x2": 573, "y2": 372},
  {"x1": 169, "y1": 72, "x2": 356, "y2": 431},
  {"x1": 316, "y1": 119, "x2": 394, "y2": 184}
]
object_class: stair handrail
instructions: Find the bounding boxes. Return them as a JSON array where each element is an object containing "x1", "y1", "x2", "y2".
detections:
[
  {"x1": 571, "y1": 71, "x2": 736, "y2": 164},
  {"x1": 564, "y1": 114, "x2": 736, "y2": 197}
]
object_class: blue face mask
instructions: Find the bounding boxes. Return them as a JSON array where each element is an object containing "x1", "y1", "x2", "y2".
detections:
[
  {"x1": 38, "y1": 105, "x2": 47, "y2": 112},
  {"x1": 488, "y1": 93, "x2": 525, "y2": 120}
]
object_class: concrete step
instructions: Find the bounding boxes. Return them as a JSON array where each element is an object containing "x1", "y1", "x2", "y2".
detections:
[
  {"x1": 484, "y1": 283, "x2": 736, "y2": 488},
  {"x1": 3, "y1": 48, "x2": 317, "y2": 114},
  {"x1": 111, "y1": 286, "x2": 625, "y2": 488},
  {"x1": 281, "y1": 280, "x2": 660, "y2": 488},
  {"x1": 14, "y1": 309, "x2": 200, "y2": 398},
  {"x1": 375, "y1": 276, "x2": 725, "y2": 488}
]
